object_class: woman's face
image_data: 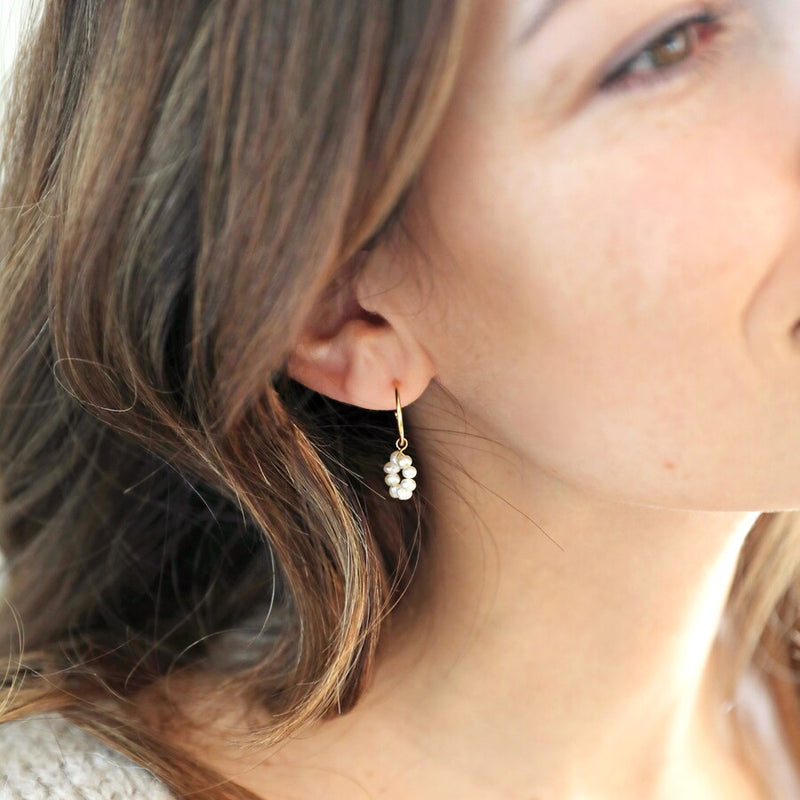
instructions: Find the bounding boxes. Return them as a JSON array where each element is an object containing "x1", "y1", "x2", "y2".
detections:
[{"x1": 389, "y1": 0, "x2": 800, "y2": 511}]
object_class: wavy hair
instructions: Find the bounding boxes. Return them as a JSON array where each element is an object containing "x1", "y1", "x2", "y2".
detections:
[{"x1": 2, "y1": 0, "x2": 800, "y2": 796}]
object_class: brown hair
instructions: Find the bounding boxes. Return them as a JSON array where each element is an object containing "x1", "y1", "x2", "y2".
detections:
[
  {"x1": 2, "y1": 0, "x2": 800, "y2": 797},
  {"x1": 0, "y1": 0, "x2": 471, "y2": 795}
]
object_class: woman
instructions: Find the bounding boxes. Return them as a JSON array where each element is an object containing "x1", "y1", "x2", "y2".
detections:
[{"x1": 1, "y1": 0, "x2": 800, "y2": 796}]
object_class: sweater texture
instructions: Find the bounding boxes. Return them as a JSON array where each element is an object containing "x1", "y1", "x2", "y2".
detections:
[{"x1": 0, "y1": 714, "x2": 175, "y2": 799}]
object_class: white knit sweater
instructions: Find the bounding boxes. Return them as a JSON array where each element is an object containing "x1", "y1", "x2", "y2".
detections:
[{"x1": 0, "y1": 714, "x2": 175, "y2": 799}]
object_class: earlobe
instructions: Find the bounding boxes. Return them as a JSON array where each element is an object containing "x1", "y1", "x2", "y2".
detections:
[
  {"x1": 285, "y1": 315, "x2": 399, "y2": 410},
  {"x1": 284, "y1": 257, "x2": 436, "y2": 411}
]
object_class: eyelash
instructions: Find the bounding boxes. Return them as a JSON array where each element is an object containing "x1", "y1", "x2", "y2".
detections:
[{"x1": 598, "y1": 6, "x2": 732, "y2": 94}]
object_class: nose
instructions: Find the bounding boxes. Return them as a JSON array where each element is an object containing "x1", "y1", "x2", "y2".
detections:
[
  {"x1": 772, "y1": 1, "x2": 800, "y2": 159},
  {"x1": 737, "y1": 2, "x2": 800, "y2": 364}
]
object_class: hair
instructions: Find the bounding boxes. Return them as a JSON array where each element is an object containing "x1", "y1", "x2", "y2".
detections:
[{"x1": 2, "y1": 0, "x2": 800, "y2": 797}]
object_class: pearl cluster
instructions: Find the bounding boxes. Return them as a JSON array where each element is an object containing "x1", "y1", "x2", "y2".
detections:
[{"x1": 383, "y1": 449, "x2": 417, "y2": 500}]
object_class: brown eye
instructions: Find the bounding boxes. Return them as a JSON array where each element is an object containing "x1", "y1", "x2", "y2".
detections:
[
  {"x1": 649, "y1": 28, "x2": 692, "y2": 69},
  {"x1": 600, "y1": 12, "x2": 724, "y2": 92}
]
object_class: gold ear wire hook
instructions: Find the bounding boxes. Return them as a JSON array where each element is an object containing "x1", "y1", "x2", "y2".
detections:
[{"x1": 394, "y1": 384, "x2": 407, "y2": 450}]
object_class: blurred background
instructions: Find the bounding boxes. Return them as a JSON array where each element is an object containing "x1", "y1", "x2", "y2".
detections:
[
  {"x1": 0, "y1": 0, "x2": 40, "y2": 583},
  {"x1": 1, "y1": 1, "x2": 40, "y2": 128}
]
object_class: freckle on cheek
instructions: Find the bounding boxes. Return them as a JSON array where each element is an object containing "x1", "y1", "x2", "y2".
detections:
[{"x1": 663, "y1": 460, "x2": 676, "y2": 471}]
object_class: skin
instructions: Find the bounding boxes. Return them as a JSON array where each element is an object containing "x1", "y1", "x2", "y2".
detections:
[{"x1": 140, "y1": 0, "x2": 800, "y2": 797}]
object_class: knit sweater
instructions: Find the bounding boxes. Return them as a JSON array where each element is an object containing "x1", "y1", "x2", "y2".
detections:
[{"x1": 0, "y1": 714, "x2": 175, "y2": 799}]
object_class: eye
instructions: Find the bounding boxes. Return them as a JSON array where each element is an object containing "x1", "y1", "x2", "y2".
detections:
[{"x1": 599, "y1": 10, "x2": 726, "y2": 93}]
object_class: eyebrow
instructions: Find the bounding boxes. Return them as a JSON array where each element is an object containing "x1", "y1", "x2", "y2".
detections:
[{"x1": 515, "y1": 0, "x2": 576, "y2": 47}]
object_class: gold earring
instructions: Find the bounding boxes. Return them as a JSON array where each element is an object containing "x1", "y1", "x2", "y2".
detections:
[{"x1": 383, "y1": 384, "x2": 417, "y2": 500}]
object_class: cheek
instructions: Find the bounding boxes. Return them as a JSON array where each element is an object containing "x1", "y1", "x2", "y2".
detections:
[
  {"x1": 422, "y1": 117, "x2": 777, "y2": 383},
  {"x1": 413, "y1": 97, "x2": 796, "y2": 507}
]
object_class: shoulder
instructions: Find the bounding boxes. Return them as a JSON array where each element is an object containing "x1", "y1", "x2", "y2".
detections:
[{"x1": 0, "y1": 713, "x2": 176, "y2": 800}]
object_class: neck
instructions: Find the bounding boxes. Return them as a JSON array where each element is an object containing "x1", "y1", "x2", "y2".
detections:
[
  {"x1": 140, "y1": 387, "x2": 767, "y2": 800},
  {"x1": 358, "y1": 389, "x2": 761, "y2": 798},
  {"x1": 381, "y1": 476, "x2": 755, "y2": 795}
]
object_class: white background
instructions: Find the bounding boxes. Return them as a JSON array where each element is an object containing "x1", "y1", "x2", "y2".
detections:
[
  {"x1": 1, "y1": 1, "x2": 41, "y2": 121},
  {"x1": 0, "y1": 0, "x2": 38, "y2": 580}
]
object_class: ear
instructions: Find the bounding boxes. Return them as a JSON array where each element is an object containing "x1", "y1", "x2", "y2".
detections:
[{"x1": 284, "y1": 250, "x2": 436, "y2": 411}]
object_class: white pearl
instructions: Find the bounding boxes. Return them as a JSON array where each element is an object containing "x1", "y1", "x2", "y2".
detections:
[
  {"x1": 400, "y1": 478, "x2": 416, "y2": 492},
  {"x1": 383, "y1": 462, "x2": 401, "y2": 474},
  {"x1": 401, "y1": 466, "x2": 417, "y2": 479},
  {"x1": 385, "y1": 474, "x2": 401, "y2": 487},
  {"x1": 397, "y1": 454, "x2": 413, "y2": 469},
  {"x1": 390, "y1": 450, "x2": 404, "y2": 464},
  {"x1": 388, "y1": 485, "x2": 400, "y2": 499},
  {"x1": 396, "y1": 487, "x2": 413, "y2": 500}
]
